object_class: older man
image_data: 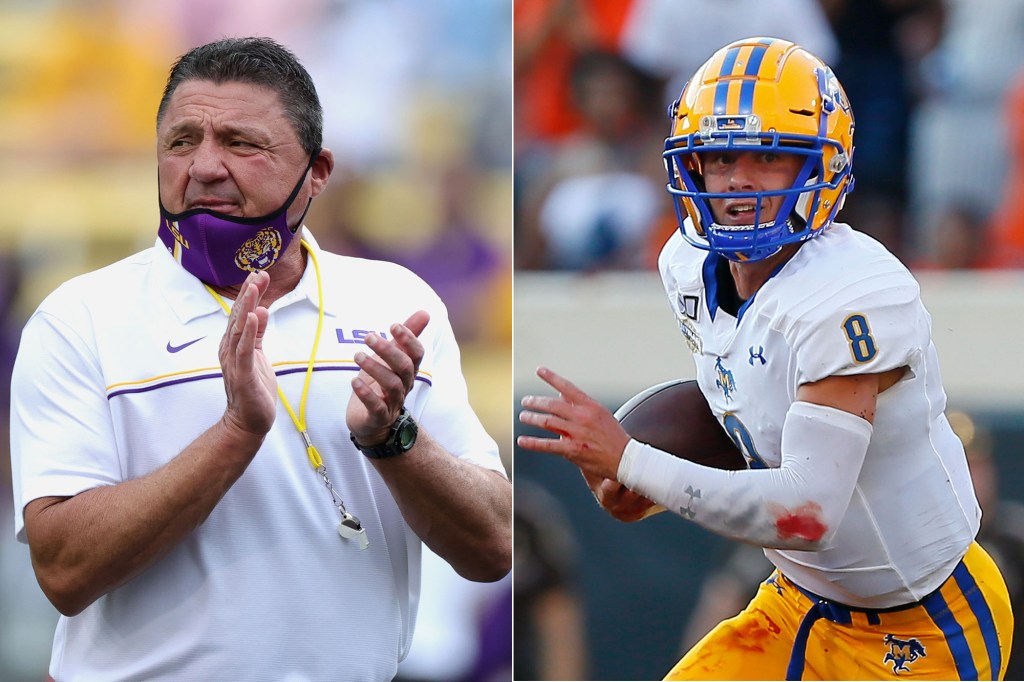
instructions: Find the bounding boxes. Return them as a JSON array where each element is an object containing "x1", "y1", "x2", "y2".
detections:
[{"x1": 11, "y1": 37, "x2": 511, "y2": 681}]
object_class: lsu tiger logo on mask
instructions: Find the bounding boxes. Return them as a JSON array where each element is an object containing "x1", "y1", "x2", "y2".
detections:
[{"x1": 234, "y1": 227, "x2": 283, "y2": 272}]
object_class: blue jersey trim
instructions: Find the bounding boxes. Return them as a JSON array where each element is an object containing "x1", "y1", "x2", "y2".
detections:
[{"x1": 702, "y1": 252, "x2": 720, "y2": 321}]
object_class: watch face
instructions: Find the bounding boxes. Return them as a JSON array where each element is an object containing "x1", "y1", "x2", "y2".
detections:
[{"x1": 397, "y1": 422, "x2": 417, "y2": 449}]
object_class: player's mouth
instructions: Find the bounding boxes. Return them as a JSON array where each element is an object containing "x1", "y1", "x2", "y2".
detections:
[{"x1": 718, "y1": 201, "x2": 772, "y2": 227}]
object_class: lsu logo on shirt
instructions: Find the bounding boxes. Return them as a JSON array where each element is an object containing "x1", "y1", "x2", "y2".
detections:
[{"x1": 336, "y1": 328, "x2": 389, "y2": 345}]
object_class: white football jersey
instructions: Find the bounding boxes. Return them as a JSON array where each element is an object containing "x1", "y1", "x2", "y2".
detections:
[{"x1": 658, "y1": 222, "x2": 980, "y2": 607}]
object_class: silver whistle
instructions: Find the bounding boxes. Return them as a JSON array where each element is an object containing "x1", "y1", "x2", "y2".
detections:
[{"x1": 337, "y1": 512, "x2": 369, "y2": 550}]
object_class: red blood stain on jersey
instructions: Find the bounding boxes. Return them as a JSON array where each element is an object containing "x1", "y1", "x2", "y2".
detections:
[{"x1": 774, "y1": 502, "x2": 827, "y2": 542}]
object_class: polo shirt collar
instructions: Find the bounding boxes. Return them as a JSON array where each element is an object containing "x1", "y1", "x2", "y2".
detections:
[{"x1": 156, "y1": 226, "x2": 331, "y2": 324}]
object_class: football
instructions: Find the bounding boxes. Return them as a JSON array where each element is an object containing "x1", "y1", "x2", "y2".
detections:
[{"x1": 614, "y1": 379, "x2": 747, "y2": 470}]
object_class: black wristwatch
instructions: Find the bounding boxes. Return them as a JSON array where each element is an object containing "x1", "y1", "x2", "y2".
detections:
[{"x1": 350, "y1": 407, "x2": 419, "y2": 459}]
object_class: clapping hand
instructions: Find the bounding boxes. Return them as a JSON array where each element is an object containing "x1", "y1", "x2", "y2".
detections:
[{"x1": 346, "y1": 310, "x2": 428, "y2": 445}]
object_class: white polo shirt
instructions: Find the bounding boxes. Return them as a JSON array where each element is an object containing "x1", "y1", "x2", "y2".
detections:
[{"x1": 10, "y1": 229, "x2": 505, "y2": 682}]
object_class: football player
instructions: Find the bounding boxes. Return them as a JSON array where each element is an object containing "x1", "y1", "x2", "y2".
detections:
[{"x1": 518, "y1": 37, "x2": 1013, "y2": 680}]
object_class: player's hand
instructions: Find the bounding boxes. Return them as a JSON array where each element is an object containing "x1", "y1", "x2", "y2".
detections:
[
  {"x1": 219, "y1": 271, "x2": 277, "y2": 438},
  {"x1": 518, "y1": 366, "x2": 631, "y2": 482},
  {"x1": 580, "y1": 470, "x2": 661, "y2": 523},
  {"x1": 346, "y1": 311, "x2": 428, "y2": 445}
]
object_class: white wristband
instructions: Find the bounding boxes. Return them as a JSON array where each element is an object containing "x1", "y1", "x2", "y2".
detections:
[{"x1": 617, "y1": 401, "x2": 872, "y2": 549}]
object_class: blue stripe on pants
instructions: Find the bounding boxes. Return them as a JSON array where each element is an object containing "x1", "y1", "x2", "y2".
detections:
[
  {"x1": 952, "y1": 561, "x2": 1001, "y2": 678},
  {"x1": 922, "y1": 588, "x2": 978, "y2": 680}
]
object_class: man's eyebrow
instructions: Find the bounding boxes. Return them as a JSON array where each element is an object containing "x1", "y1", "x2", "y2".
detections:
[
  {"x1": 163, "y1": 120, "x2": 201, "y2": 138},
  {"x1": 215, "y1": 124, "x2": 272, "y2": 144},
  {"x1": 161, "y1": 120, "x2": 272, "y2": 144}
]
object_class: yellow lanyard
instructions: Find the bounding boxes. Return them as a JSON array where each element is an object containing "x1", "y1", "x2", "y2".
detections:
[
  {"x1": 204, "y1": 240, "x2": 368, "y2": 549},
  {"x1": 205, "y1": 240, "x2": 324, "y2": 469}
]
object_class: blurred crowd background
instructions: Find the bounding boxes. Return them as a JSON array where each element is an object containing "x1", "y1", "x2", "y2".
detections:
[
  {"x1": 513, "y1": 0, "x2": 1024, "y2": 680},
  {"x1": 0, "y1": 1, "x2": 512, "y2": 681},
  {"x1": 514, "y1": 0, "x2": 1024, "y2": 274}
]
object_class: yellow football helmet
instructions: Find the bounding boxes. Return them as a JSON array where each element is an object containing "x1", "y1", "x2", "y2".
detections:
[{"x1": 664, "y1": 37, "x2": 855, "y2": 261}]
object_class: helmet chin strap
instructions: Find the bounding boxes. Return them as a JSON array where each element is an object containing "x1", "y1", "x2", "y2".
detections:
[
  {"x1": 710, "y1": 212, "x2": 807, "y2": 263},
  {"x1": 708, "y1": 214, "x2": 802, "y2": 234}
]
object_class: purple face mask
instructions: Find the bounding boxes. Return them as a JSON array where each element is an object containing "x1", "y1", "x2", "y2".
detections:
[{"x1": 158, "y1": 153, "x2": 318, "y2": 287}]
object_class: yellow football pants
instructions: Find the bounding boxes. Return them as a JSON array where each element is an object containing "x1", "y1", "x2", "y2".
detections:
[{"x1": 666, "y1": 542, "x2": 1013, "y2": 680}]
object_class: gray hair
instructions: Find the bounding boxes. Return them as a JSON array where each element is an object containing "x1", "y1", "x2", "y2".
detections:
[{"x1": 156, "y1": 37, "x2": 322, "y2": 155}]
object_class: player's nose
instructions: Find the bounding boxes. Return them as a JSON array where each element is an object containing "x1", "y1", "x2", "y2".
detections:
[{"x1": 726, "y1": 154, "x2": 758, "y2": 191}]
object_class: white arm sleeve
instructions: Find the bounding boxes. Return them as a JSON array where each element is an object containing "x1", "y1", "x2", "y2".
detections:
[{"x1": 617, "y1": 401, "x2": 872, "y2": 550}]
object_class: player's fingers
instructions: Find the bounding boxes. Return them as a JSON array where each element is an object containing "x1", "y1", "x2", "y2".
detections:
[
  {"x1": 516, "y1": 433, "x2": 573, "y2": 455},
  {"x1": 596, "y1": 477, "x2": 627, "y2": 496},
  {"x1": 579, "y1": 468, "x2": 604, "y2": 490},
  {"x1": 520, "y1": 394, "x2": 575, "y2": 420},
  {"x1": 518, "y1": 408, "x2": 574, "y2": 440},
  {"x1": 535, "y1": 366, "x2": 591, "y2": 404}
]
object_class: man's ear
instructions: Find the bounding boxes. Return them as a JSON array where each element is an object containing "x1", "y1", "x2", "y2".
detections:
[{"x1": 310, "y1": 148, "x2": 335, "y2": 197}]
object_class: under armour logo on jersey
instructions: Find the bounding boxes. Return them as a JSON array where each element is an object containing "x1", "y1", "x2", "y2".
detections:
[
  {"x1": 715, "y1": 357, "x2": 736, "y2": 402},
  {"x1": 749, "y1": 346, "x2": 766, "y2": 366},
  {"x1": 883, "y1": 634, "x2": 926, "y2": 674},
  {"x1": 679, "y1": 485, "x2": 701, "y2": 519},
  {"x1": 765, "y1": 574, "x2": 784, "y2": 595}
]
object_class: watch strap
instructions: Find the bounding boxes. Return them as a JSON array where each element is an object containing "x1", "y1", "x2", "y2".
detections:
[{"x1": 350, "y1": 407, "x2": 418, "y2": 459}]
